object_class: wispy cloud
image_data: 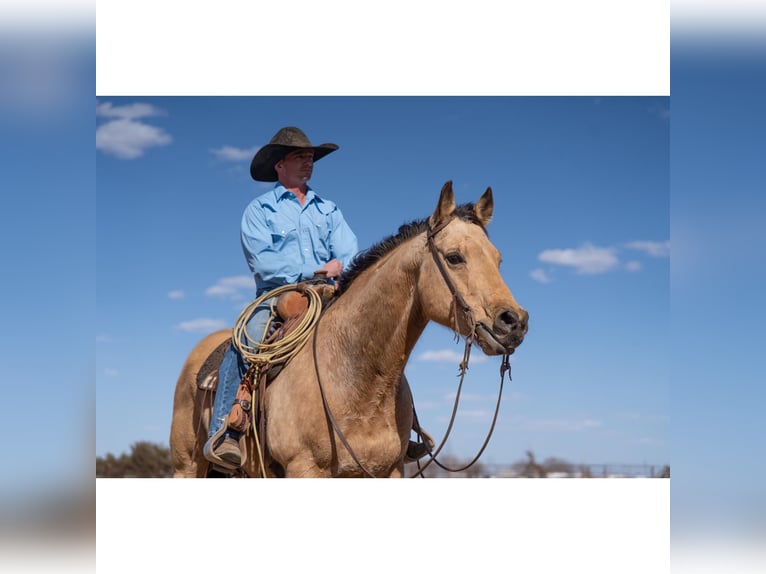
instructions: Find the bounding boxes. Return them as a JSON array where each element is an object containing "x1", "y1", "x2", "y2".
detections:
[
  {"x1": 210, "y1": 145, "x2": 259, "y2": 162},
  {"x1": 104, "y1": 368, "x2": 119, "y2": 377},
  {"x1": 538, "y1": 243, "x2": 619, "y2": 274},
  {"x1": 167, "y1": 290, "x2": 185, "y2": 300},
  {"x1": 96, "y1": 334, "x2": 111, "y2": 343},
  {"x1": 624, "y1": 240, "x2": 670, "y2": 257},
  {"x1": 417, "y1": 349, "x2": 487, "y2": 364},
  {"x1": 205, "y1": 275, "x2": 254, "y2": 300},
  {"x1": 535, "y1": 239, "x2": 669, "y2": 280},
  {"x1": 96, "y1": 101, "x2": 172, "y2": 159},
  {"x1": 96, "y1": 102, "x2": 164, "y2": 121},
  {"x1": 529, "y1": 268, "x2": 552, "y2": 284},
  {"x1": 175, "y1": 318, "x2": 228, "y2": 333}
]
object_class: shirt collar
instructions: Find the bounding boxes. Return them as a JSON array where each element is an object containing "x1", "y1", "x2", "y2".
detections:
[{"x1": 272, "y1": 184, "x2": 323, "y2": 206}]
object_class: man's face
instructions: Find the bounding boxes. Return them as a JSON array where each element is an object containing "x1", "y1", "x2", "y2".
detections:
[{"x1": 277, "y1": 149, "x2": 314, "y2": 184}]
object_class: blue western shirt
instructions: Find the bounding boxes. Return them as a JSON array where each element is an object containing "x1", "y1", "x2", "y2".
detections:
[{"x1": 240, "y1": 185, "x2": 358, "y2": 294}]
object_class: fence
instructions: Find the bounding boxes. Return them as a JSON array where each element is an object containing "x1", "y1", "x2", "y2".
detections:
[{"x1": 407, "y1": 461, "x2": 669, "y2": 478}]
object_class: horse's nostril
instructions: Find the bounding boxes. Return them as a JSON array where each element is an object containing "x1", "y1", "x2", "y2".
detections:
[
  {"x1": 495, "y1": 308, "x2": 528, "y2": 338},
  {"x1": 496, "y1": 309, "x2": 519, "y2": 332}
]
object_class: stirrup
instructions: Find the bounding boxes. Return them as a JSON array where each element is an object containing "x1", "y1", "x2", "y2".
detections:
[
  {"x1": 203, "y1": 419, "x2": 246, "y2": 471},
  {"x1": 405, "y1": 428, "x2": 435, "y2": 463}
]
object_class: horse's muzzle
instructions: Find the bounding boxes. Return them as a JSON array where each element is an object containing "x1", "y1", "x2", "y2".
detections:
[{"x1": 475, "y1": 308, "x2": 528, "y2": 355}]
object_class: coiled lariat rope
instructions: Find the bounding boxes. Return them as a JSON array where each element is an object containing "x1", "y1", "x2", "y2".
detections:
[
  {"x1": 232, "y1": 284, "x2": 323, "y2": 365},
  {"x1": 231, "y1": 283, "x2": 324, "y2": 477}
]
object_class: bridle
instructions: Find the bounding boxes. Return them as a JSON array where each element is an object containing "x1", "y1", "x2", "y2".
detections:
[
  {"x1": 313, "y1": 215, "x2": 512, "y2": 477},
  {"x1": 409, "y1": 217, "x2": 512, "y2": 477},
  {"x1": 425, "y1": 216, "x2": 476, "y2": 343}
]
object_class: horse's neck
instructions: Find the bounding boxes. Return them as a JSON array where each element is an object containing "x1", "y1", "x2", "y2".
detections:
[{"x1": 325, "y1": 240, "x2": 427, "y2": 385}]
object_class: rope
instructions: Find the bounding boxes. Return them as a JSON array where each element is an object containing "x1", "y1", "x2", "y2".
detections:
[
  {"x1": 250, "y1": 385, "x2": 267, "y2": 478},
  {"x1": 231, "y1": 284, "x2": 323, "y2": 366},
  {"x1": 230, "y1": 283, "x2": 324, "y2": 477}
]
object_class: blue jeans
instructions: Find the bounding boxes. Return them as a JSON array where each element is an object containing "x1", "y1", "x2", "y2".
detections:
[{"x1": 208, "y1": 299, "x2": 274, "y2": 439}]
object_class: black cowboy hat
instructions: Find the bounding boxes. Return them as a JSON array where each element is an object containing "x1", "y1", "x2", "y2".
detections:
[{"x1": 250, "y1": 126, "x2": 339, "y2": 182}]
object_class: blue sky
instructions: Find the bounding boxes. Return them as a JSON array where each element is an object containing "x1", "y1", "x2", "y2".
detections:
[{"x1": 95, "y1": 96, "x2": 670, "y2": 468}]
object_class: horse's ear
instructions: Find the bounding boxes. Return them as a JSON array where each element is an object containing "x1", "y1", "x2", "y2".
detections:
[
  {"x1": 431, "y1": 180, "x2": 456, "y2": 227},
  {"x1": 474, "y1": 187, "x2": 494, "y2": 227}
]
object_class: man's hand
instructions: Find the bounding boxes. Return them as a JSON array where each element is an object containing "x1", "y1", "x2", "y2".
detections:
[{"x1": 316, "y1": 258, "x2": 344, "y2": 279}]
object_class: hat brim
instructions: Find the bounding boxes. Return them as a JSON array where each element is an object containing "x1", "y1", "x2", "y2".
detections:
[{"x1": 250, "y1": 143, "x2": 338, "y2": 182}]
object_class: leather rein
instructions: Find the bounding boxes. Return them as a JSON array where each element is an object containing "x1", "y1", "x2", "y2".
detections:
[{"x1": 313, "y1": 216, "x2": 511, "y2": 477}]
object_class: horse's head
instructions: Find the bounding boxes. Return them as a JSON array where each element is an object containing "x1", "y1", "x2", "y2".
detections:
[{"x1": 420, "y1": 181, "x2": 528, "y2": 355}]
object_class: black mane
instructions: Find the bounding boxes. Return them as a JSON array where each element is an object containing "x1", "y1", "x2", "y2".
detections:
[{"x1": 337, "y1": 203, "x2": 486, "y2": 294}]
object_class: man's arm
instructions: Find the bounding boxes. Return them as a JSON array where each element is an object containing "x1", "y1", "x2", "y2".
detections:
[{"x1": 327, "y1": 207, "x2": 358, "y2": 269}]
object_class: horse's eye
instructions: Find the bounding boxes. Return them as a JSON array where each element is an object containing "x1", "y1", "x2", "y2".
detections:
[{"x1": 445, "y1": 252, "x2": 465, "y2": 265}]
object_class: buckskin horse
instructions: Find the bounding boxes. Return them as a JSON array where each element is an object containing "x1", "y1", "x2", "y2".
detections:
[{"x1": 170, "y1": 181, "x2": 528, "y2": 478}]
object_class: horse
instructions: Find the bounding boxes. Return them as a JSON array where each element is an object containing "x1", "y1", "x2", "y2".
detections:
[{"x1": 170, "y1": 181, "x2": 528, "y2": 478}]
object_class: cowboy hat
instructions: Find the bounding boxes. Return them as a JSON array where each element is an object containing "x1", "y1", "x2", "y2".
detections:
[{"x1": 250, "y1": 126, "x2": 339, "y2": 181}]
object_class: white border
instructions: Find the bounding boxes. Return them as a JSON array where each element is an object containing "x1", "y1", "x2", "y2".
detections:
[
  {"x1": 96, "y1": 1, "x2": 669, "y2": 96},
  {"x1": 97, "y1": 478, "x2": 669, "y2": 572}
]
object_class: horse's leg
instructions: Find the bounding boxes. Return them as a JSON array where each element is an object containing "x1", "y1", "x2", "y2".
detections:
[
  {"x1": 170, "y1": 367, "x2": 203, "y2": 477},
  {"x1": 283, "y1": 455, "x2": 330, "y2": 478},
  {"x1": 170, "y1": 393, "x2": 210, "y2": 478},
  {"x1": 386, "y1": 465, "x2": 404, "y2": 478}
]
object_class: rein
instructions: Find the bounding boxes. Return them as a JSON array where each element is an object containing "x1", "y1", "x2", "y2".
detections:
[
  {"x1": 312, "y1": 323, "x2": 378, "y2": 478},
  {"x1": 409, "y1": 353, "x2": 511, "y2": 477}
]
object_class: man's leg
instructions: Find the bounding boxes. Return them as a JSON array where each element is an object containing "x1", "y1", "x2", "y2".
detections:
[{"x1": 203, "y1": 301, "x2": 273, "y2": 470}]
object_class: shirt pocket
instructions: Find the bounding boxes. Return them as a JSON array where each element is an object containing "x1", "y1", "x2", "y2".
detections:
[
  {"x1": 312, "y1": 217, "x2": 332, "y2": 260},
  {"x1": 266, "y1": 218, "x2": 297, "y2": 250}
]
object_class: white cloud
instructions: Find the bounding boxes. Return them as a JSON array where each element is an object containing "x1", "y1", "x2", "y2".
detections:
[
  {"x1": 96, "y1": 101, "x2": 172, "y2": 159},
  {"x1": 205, "y1": 275, "x2": 254, "y2": 300},
  {"x1": 176, "y1": 318, "x2": 228, "y2": 333},
  {"x1": 529, "y1": 268, "x2": 552, "y2": 283},
  {"x1": 538, "y1": 243, "x2": 619, "y2": 274},
  {"x1": 625, "y1": 260, "x2": 642, "y2": 272},
  {"x1": 96, "y1": 101, "x2": 165, "y2": 120},
  {"x1": 96, "y1": 334, "x2": 111, "y2": 343},
  {"x1": 96, "y1": 118, "x2": 172, "y2": 159},
  {"x1": 210, "y1": 145, "x2": 259, "y2": 162},
  {"x1": 624, "y1": 240, "x2": 670, "y2": 257},
  {"x1": 168, "y1": 290, "x2": 185, "y2": 300},
  {"x1": 104, "y1": 368, "x2": 119, "y2": 377},
  {"x1": 418, "y1": 349, "x2": 487, "y2": 364}
]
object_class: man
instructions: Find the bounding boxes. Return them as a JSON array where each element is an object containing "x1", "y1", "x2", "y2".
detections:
[{"x1": 203, "y1": 126, "x2": 358, "y2": 471}]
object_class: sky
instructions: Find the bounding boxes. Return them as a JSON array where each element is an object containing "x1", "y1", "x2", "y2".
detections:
[{"x1": 94, "y1": 96, "x2": 670, "y2": 469}]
